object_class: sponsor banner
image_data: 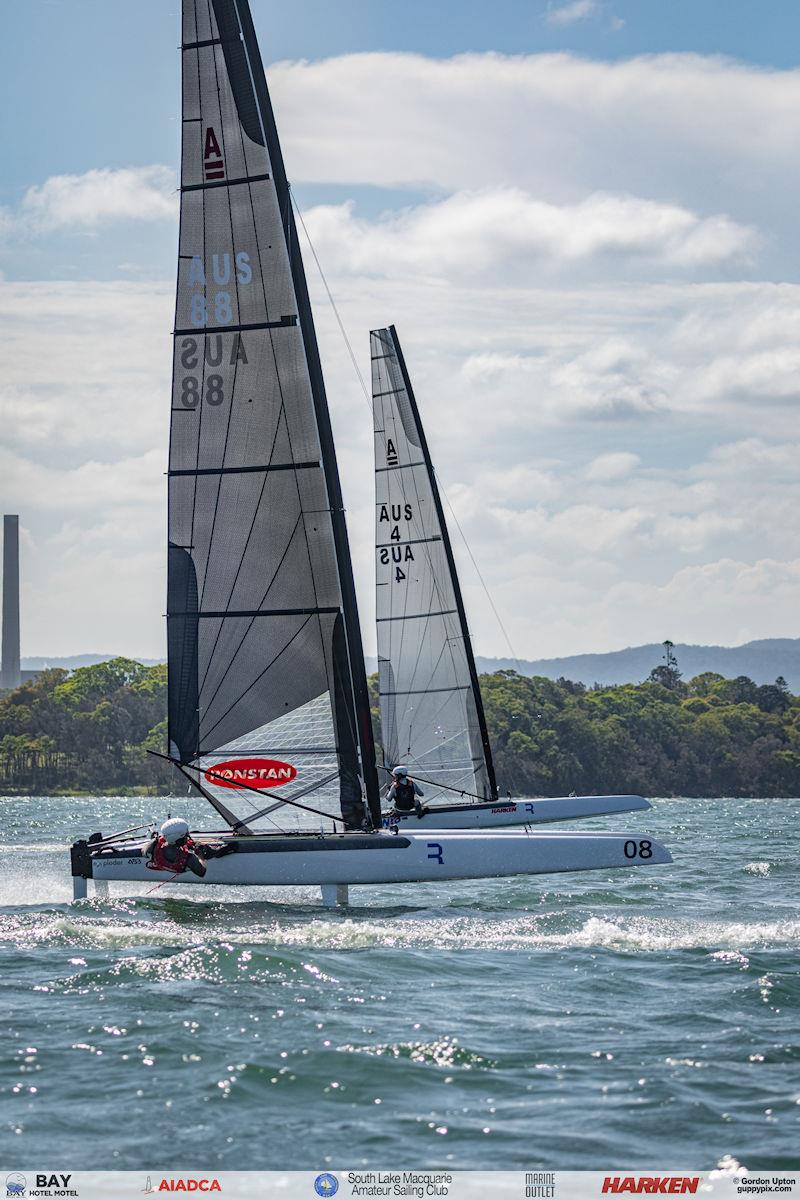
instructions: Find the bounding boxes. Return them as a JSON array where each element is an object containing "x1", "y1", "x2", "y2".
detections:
[{"x1": 2, "y1": 1173, "x2": 799, "y2": 1200}]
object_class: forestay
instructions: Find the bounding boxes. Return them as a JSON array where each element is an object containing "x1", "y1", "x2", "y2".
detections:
[
  {"x1": 372, "y1": 327, "x2": 497, "y2": 804},
  {"x1": 168, "y1": 0, "x2": 379, "y2": 832}
]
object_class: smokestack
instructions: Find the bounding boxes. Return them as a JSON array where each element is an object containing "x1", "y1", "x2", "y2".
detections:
[{"x1": 1, "y1": 515, "x2": 21, "y2": 690}]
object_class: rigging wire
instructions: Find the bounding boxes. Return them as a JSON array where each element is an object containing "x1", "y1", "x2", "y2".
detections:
[{"x1": 291, "y1": 194, "x2": 524, "y2": 675}]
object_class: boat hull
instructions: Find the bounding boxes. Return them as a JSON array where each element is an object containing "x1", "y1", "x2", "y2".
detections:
[
  {"x1": 382, "y1": 794, "x2": 650, "y2": 829},
  {"x1": 83, "y1": 828, "x2": 671, "y2": 889}
]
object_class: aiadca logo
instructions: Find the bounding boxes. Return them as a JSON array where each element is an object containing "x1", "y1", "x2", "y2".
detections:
[
  {"x1": 143, "y1": 1182, "x2": 221, "y2": 1194},
  {"x1": 315, "y1": 1176, "x2": 339, "y2": 1198},
  {"x1": 6, "y1": 1176, "x2": 26, "y2": 1198}
]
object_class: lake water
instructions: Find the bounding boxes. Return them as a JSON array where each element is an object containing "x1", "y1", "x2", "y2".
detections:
[{"x1": 0, "y1": 796, "x2": 798, "y2": 1170}]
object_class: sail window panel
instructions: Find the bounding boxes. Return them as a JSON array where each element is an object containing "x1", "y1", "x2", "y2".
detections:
[
  {"x1": 389, "y1": 691, "x2": 479, "y2": 793},
  {"x1": 196, "y1": 611, "x2": 337, "y2": 753},
  {"x1": 196, "y1": 692, "x2": 343, "y2": 832}
]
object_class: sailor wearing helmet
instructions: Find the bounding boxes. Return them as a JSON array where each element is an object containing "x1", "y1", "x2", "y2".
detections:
[
  {"x1": 386, "y1": 766, "x2": 425, "y2": 818},
  {"x1": 144, "y1": 818, "x2": 233, "y2": 876}
]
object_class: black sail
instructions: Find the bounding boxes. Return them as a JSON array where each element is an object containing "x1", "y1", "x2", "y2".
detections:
[
  {"x1": 372, "y1": 326, "x2": 498, "y2": 804},
  {"x1": 168, "y1": 0, "x2": 379, "y2": 831}
]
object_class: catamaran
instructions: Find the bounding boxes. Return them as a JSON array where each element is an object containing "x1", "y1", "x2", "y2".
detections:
[
  {"x1": 372, "y1": 325, "x2": 650, "y2": 830},
  {"x1": 69, "y1": 0, "x2": 671, "y2": 905}
]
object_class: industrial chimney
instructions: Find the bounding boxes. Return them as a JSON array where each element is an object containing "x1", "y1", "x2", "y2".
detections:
[{"x1": 1, "y1": 515, "x2": 21, "y2": 690}]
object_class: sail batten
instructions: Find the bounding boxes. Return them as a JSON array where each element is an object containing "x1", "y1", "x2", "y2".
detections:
[
  {"x1": 372, "y1": 326, "x2": 498, "y2": 805},
  {"x1": 168, "y1": 0, "x2": 378, "y2": 831}
]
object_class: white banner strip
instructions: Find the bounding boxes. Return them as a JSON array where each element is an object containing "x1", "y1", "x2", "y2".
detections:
[{"x1": 3, "y1": 1171, "x2": 798, "y2": 1200}]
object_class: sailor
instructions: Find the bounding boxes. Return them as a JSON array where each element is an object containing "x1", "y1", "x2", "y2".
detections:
[
  {"x1": 144, "y1": 818, "x2": 233, "y2": 877},
  {"x1": 386, "y1": 766, "x2": 425, "y2": 818}
]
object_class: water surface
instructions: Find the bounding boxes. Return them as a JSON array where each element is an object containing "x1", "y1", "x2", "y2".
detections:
[{"x1": 1, "y1": 796, "x2": 798, "y2": 1169}]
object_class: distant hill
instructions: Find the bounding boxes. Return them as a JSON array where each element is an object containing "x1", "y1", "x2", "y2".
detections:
[
  {"x1": 22, "y1": 654, "x2": 163, "y2": 670},
  {"x1": 23, "y1": 639, "x2": 800, "y2": 691},
  {"x1": 472, "y1": 638, "x2": 800, "y2": 691}
]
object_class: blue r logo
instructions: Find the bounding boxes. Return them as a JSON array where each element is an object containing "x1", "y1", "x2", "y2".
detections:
[{"x1": 427, "y1": 842, "x2": 444, "y2": 864}]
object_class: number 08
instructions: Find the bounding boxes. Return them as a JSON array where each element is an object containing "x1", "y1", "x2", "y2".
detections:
[{"x1": 623, "y1": 839, "x2": 652, "y2": 859}]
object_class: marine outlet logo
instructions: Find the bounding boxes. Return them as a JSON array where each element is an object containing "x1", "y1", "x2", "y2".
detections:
[{"x1": 204, "y1": 757, "x2": 297, "y2": 790}]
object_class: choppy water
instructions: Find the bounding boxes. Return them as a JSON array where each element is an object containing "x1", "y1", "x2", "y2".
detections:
[{"x1": 1, "y1": 796, "x2": 798, "y2": 1170}]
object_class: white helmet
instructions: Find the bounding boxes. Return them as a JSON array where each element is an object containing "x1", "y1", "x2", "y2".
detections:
[
  {"x1": 161, "y1": 817, "x2": 190, "y2": 844},
  {"x1": 392, "y1": 765, "x2": 408, "y2": 777}
]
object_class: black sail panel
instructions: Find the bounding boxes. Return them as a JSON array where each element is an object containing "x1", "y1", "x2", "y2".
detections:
[
  {"x1": 168, "y1": 0, "x2": 377, "y2": 830},
  {"x1": 372, "y1": 327, "x2": 498, "y2": 804}
]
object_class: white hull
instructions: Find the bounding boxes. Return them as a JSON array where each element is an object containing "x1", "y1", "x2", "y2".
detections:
[
  {"x1": 382, "y1": 794, "x2": 650, "y2": 829},
  {"x1": 83, "y1": 827, "x2": 671, "y2": 892}
]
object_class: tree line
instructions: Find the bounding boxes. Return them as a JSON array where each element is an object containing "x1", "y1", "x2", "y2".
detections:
[{"x1": 1, "y1": 655, "x2": 799, "y2": 797}]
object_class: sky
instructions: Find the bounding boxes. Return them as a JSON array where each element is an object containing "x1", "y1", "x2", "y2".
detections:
[{"x1": 2, "y1": 0, "x2": 800, "y2": 662}]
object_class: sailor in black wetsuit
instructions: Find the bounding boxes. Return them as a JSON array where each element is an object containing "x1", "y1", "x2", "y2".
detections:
[{"x1": 386, "y1": 766, "x2": 425, "y2": 818}]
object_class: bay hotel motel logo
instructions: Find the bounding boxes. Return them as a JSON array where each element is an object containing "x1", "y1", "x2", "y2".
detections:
[{"x1": 6, "y1": 1179, "x2": 76, "y2": 1199}]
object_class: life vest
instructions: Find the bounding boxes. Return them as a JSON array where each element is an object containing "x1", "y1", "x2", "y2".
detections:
[
  {"x1": 393, "y1": 778, "x2": 417, "y2": 811},
  {"x1": 147, "y1": 834, "x2": 196, "y2": 873}
]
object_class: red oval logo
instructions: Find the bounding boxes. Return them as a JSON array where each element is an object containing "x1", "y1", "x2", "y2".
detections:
[{"x1": 204, "y1": 757, "x2": 297, "y2": 790}]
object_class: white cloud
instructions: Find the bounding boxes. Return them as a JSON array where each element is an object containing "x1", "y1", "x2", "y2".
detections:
[
  {"x1": 545, "y1": 0, "x2": 599, "y2": 27},
  {"x1": 0, "y1": 280, "x2": 172, "y2": 455},
  {"x1": 270, "y1": 53, "x2": 800, "y2": 242},
  {"x1": 303, "y1": 190, "x2": 754, "y2": 279},
  {"x1": 1, "y1": 166, "x2": 176, "y2": 235},
  {"x1": 585, "y1": 452, "x2": 640, "y2": 481}
]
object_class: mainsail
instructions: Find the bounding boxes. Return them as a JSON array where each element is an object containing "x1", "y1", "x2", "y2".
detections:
[
  {"x1": 168, "y1": 0, "x2": 379, "y2": 832},
  {"x1": 372, "y1": 327, "x2": 498, "y2": 804}
]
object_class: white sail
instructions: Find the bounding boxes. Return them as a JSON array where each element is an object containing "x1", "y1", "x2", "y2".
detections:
[{"x1": 372, "y1": 327, "x2": 496, "y2": 804}]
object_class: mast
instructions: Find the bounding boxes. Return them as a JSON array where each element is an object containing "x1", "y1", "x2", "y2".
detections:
[
  {"x1": 372, "y1": 326, "x2": 498, "y2": 802},
  {"x1": 233, "y1": 0, "x2": 380, "y2": 827}
]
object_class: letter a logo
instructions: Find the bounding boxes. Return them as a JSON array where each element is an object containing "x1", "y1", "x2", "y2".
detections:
[{"x1": 203, "y1": 127, "x2": 225, "y2": 181}]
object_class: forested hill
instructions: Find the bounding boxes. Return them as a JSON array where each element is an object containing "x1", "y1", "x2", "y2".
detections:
[
  {"x1": 1, "y1": 657, "x2": 799, "y2": 797},
  {"x1": 473, "y1": 638, "x2": 800, "y2": 691}
]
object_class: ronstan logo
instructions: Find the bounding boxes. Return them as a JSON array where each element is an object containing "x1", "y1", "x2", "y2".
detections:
[
  {"x1": 204, "y1": 757, "x2": 298, "y2": 790},
  {"x1": 602, "y1": 1181, "x2": 700, "y2": 1195}
]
